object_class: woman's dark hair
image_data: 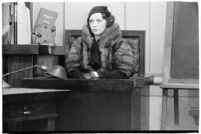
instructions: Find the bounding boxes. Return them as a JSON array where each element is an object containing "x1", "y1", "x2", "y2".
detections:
[{"x1": 101, "y1": 12, "x2": 115, "y2": 27}]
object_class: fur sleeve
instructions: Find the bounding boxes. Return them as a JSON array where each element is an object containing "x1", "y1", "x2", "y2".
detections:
[
  {"x1": 65, "y1": 37, "x2": 82, "y2": 74},
  {"x1": 112, "y1": 40, "x2": 134, "y2": 77}
]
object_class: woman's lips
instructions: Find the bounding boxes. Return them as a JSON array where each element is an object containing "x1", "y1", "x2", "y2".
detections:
[{"x1": 93, "y1": 29, "x2": 98, "y2": 32}]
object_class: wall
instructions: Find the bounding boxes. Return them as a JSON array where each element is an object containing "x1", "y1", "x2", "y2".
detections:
[
  {"x1": 148, "y1": 2, "x2": 166, "y2": 129},
  {"x1": 65, "y1": 2, "x2": 125, "y2": 29}
]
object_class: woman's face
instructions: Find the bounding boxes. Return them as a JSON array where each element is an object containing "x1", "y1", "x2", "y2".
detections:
[{"x1": 89, "y1": 13, "x2": 107, "y2": 36}]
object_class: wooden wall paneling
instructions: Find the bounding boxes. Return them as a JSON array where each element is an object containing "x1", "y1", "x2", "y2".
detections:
[
  {"x1": 139, "y1": 86, "x2": 150, "y2": 130},
  {"x1": 7, "y1": 55, "x2": 34, "y2": 87},
  {"x1": 131, "y1": 87, "x2": 141, "y2": 130},
  {"x1": 54, "y1": 84, "x2": 145, "y2": 130}
]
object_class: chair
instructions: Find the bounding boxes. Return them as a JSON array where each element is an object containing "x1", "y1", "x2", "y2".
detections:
[{"x1": 64, "y1": 30, "x2": 145, "y2": 77}]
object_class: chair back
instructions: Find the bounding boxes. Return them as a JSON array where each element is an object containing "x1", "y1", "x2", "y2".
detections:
[{"x1": 65, "y1": 30, "x2": 145, "y2": 77}]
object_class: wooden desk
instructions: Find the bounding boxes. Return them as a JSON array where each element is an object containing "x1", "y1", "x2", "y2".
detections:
[
  {"x1": 21, "y1": 78, "x2": 149, "y2": 131},
  {"x1": 3, "y1": 87, "x2": 69, "y2": 132}
]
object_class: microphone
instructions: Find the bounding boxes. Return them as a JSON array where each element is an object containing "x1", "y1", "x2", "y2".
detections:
[
  {"x1": 2, "y1": 65, "x2": 67, "y2": 88},
  {"x1": 3, "y1": 65, "x2": 48, "y2": 77},
  {"x1": 3, "y1": 65, "x2": 47, "y2": 88}
]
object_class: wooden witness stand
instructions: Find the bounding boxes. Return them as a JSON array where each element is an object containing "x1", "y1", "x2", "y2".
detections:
[
  {"x1": 160, "y1": 2, "x2": 199, "y2": 130},
  {"x1": 20, "y1": 78, "x2": 149, "y2": 131}
]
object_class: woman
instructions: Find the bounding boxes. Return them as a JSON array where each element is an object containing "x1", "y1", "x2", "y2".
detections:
[{"x1": 66, "y1": 6, "x2": 134, "y2": 79}]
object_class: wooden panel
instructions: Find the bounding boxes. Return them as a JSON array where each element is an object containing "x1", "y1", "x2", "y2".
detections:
[
  {"x1": 3, "y1": 89, "x2": 68, "y2": 103},
  {"x1": 171, "y1": 2, "x2": 198, "y2": 79},
  {"x1": 5, "y1": 119, "x2": 50, "y2": 131},
  {"x1": 162, "y1": 2, "x2": 199, "y2": 89},
  {"x1": 3, "y1": 88, "x2": 68, "y2": 132},
  {"x1": 6, "y1": 55, "x2": 34, "y2": 87},
  {"x1": 21, "y1": 78, "x2": 146, "y2": 90},
  {"x1": 55, "y1": 86, "x2": 148, "y2": 130},
  {"x1": 56, "y1": 91, "x2": 137, "y2": 130},
  {"x1": 139, "y1": 86, "x2": 150, "y2": 130},
  {"x1": 3, "y1": 45, "x2": 38, "y2": 55},
  {"x1": 38, "y1": 45, "x2": 64, "y2": 55},
  {"x1": 56, "y1": 89, "x2": 145, "y2": 130},
  {"x1": 4, "y1": 102, "x2": 57, "y2": 132},
  {"x1": 3, "y1": 45, "x2": 64, "y2": 55},
  {"x1": 7, "y1": 102, "x2": 56, "y2": 119}
]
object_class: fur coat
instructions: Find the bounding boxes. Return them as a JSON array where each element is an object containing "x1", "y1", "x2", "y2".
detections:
[{"x1": 65, "y1": 23, "x2": 134, "y2": 78}]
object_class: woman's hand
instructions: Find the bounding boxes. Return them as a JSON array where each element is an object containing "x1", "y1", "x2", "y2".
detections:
[
  {"x1": 82, "y1": 73, "x2": 92, "y2": 79},
  {"x1": 82, "y1": 71, "x2": 100, "y2": 80}
]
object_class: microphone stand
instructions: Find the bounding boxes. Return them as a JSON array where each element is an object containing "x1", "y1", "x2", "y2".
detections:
[{"x1": 3, "y1": 65, "x2": 47, "y2": 88}]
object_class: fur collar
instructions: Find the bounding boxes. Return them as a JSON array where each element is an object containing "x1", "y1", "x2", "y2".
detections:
[{"x1": 81, "y1": 23, "x2": 122, "y2": 48}]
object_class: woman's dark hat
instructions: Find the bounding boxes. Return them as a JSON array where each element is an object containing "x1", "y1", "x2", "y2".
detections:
[{"x1": 88, "y1": 6, "x2": 111, "y2": 19}]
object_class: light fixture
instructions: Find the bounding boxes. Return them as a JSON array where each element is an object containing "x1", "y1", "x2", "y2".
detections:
[{"x1": 46, "y1": 65, "x2": 67, "y2": 80}]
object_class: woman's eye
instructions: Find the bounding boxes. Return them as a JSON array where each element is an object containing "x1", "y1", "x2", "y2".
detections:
[
  {"x1": 89, "y1": 20, "x2": 93, "y2": 23},
  {"x1": 97, "y1": 19, "x2": 102, "y2": 22}
]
